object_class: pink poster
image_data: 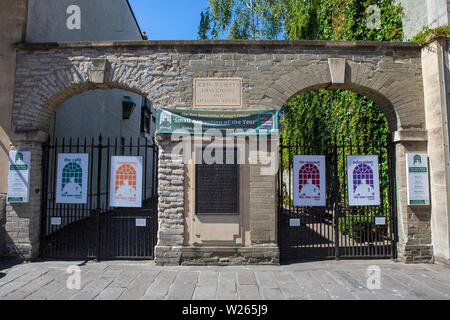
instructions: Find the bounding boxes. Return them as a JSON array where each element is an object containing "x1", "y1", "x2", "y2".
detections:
[{"x1": 293, "y1": 156, "x2": 326, "y2": 207}]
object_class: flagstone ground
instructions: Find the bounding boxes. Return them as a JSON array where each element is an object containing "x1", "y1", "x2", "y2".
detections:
[{"x1": 0, "y1": 259, "x2": 448, "y2": 300}]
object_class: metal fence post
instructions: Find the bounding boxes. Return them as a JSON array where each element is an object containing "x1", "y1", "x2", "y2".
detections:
[
  {"x1": 40, "y1": 135, "x2": 51, "y2": 257},
  {"x1": 387, "y1": 136, "x2": 398, "y2": 260},
  {"x1": 95, "y1": 134, "x2": 103, "y2": 260},
  {"x1": 333, "y1": 136, "x2": 340, "y2": 261}
]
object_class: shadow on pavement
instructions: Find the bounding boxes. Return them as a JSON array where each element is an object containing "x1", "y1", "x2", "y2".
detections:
[{"x1": 0, "y1": 259, "x2": 24, "y2": 274}]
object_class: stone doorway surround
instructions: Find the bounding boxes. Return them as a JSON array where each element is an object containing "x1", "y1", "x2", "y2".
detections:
[{"x1": 3, "y1": 39, "x2": 446, "y2": 265}]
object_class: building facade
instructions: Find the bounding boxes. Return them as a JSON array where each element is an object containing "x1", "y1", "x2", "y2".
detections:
[
  {"x1": 0, "y1": 1, "x2": 449, "y2": 266},
  {"x1": 396, "y1": 0, "x2": 450, "y2": 40}
]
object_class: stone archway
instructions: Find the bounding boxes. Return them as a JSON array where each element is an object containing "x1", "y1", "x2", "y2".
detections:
[
  {"x1": 8, "y1": 57, "x2": 180, "y2": 258},
  {"x1": 14, "y1": 57, "x2": 184, "y2": 133},
  {"x1": 6, "y1": 79, "x2": 164, "y2": 259},
  {"x1": 263, "y1": 61, "x2": 424, "y2": 132},
  {"x1": 266, "y1": 60, "x2": 430, "y2": 263}
]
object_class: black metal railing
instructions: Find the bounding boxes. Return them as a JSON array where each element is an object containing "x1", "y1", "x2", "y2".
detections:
[
  {"x1": 278, "y1": 135, "x2": 397, "y2": 262},
  {"x1": 40, "y1": 135, "x2": 158, "y2": 259}
]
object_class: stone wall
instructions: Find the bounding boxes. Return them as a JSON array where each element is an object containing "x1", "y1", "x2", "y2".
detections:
[
  {"x1": 181, "y1": 246, "x2": 279, "y2": 265},
  {"x1": 155, "y1": 134, "x2": 185, "y2": 265},
  {"x1": 4, "y1": 130, "x2": 46, "y2": 260},
  {"x1": 427, "y1": 0, "x2": 449, "y2": 29},
  {"x1": 6, "y1": 40, "x2": 432, "y2": 264},
  {"x1": 394, "y1": 0, "x2": 450, "y2": 39},
  {"x1": 0, "y1": 0, "x2": 28, "y2": 259},
  {"x1": 395, "y1": 0, "x2": 429, "y2": 40},
  {"x1": 422, "y1": 41, "x2": 450, "y2": 266},
  {"x1": 395, "y1": 140, "x2": 434, "y2": 264},
  {"x1": 249, "y1": 137, "x2": 278, "y2": 246},
  {"x1": 26, "y1": 0, "x2": 143, "y2": 42},
  {"x1": 12, "y1": 41, "x2": 424, "y2": 134}
]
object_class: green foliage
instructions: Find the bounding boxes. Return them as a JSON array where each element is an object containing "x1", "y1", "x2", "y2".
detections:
[
  {"x1": 411, "y1": 26, "x2": 450, "y2": 45},
  {"x1": 283, "y1": 197, "x2": 293, "y2": 207},
  {"x1": 198, "y1": 10, "x2": 211, "y2": 40},
  {"x1": 198, "y1": 0, "x2": 286, "y2": 40},
  {"x1": 284, "y1": 0, "x2": 403, "y2": 41},
  {"x1": 338, "y1": 215, "x2": 388, "y2": 242},
  {"x1": 280, "y1": 90, "x2": 389, "y2": 168},
  {"x1": 198, "y1": 0, "x2": 404, "y2": 41}
]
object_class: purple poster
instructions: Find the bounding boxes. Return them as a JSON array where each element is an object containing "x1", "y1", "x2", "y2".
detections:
[{"x1": 347, "y1": 155, "x2": 380, "y2": 206}]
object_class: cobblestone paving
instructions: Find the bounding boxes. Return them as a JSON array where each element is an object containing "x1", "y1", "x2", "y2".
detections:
[{"x1": 0, "y1": 260, "x2": 449, "y2": 300}]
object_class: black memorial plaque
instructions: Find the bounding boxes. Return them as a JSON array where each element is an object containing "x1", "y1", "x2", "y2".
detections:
[{"x1": 195, "y1": 148, "x2": 239, "y2": 214}]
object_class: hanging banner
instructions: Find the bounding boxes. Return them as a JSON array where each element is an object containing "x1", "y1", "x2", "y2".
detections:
[
  {"x1": 406, "y1": 154, "x2": 430, "y2": 205},
  {"x1": 56, "y1": 154, "x2": 89, "y2": 204},
  {"x1": 347, "y1": 155, "x2": 380, "y2": 206},
  {"x1": 7, "y1": 151, "x2": 31, "y2": 203},
  {"x1": 156, "y1": 107, "x2": 278, "y2": 135},
  {"x1": 293, "y1": 155, "x2": 326, "y2": 207},
  {"x1": 109, "y1": 156, "x2": 143, "y2": 208}
]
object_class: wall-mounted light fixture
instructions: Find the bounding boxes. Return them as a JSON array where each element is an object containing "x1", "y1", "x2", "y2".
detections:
[{"x1": 122, "y1": 96, "x2": 136, "y2": 120}]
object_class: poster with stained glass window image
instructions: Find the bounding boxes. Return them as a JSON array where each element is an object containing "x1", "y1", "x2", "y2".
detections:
[
  {"x1": 293, "y1": 155, "x2": 326, "y2": 207},
  {"x1": 109, "y1": 156, "x2": 143, "y2": 208},
  {"x1": 56, "y1": 154, "x2": 89, "y2": 204},
  {"x1": 347, "y1": 155, "x2": 380, "y2": 206}
]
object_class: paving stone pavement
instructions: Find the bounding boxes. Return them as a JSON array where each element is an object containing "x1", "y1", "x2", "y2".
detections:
[{"x1": 0, "y1": 259, "x2": 448, "y2": 300}]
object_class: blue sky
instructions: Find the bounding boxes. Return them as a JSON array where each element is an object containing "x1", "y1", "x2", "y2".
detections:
[{"x1": 129, "y1": 0, "x2": 209, "y2": 40}]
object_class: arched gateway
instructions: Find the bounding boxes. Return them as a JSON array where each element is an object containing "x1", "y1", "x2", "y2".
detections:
[{"x1": 6, "y1": 40, "x2": 439, "y2": 265}]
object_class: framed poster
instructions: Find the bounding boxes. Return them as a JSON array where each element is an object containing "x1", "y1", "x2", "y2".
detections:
[
  {"x1": 109, "y1": 156, "x2": 143, "y2": 208},
  {"x1": 293, "y1": 155, "x2": 326, "y2": 207},
  {"x1": 7, "y1": 151, "x2": 31, "y2": 203},
  {"x1": 406, "y1": 153, "x2": 430, "y2": 206},
  {"x1": 347, "y1": 155, "x2": 380, "y2": 206},
  {"x1": 56, "y1": 154, "x2": 89, "y2": 204}
]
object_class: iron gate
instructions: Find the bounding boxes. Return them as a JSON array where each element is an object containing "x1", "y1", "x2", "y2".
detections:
[
  {"x1": 40, "y1": 135, "x2": 158, "y2": 259},
  {"x1": 278, "y1": 136, "x2": 397, "y2": 262}
]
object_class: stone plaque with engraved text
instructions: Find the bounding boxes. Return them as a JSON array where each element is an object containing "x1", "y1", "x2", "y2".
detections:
[{"x1": 194, "y1": 78, "x2": 242, "y2": 107}]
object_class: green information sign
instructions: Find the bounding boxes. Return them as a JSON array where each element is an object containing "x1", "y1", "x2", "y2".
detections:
[
  {"x1": 7, "y1": 151, "x2": 31, "y2": 203},
  {"x1": 406, "y1": 153, "x2": 430, "y2": 206},
  {"x1": 156, "y1": 108, "x2": 278, "y2": 135}
]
